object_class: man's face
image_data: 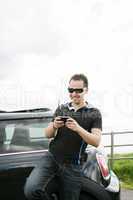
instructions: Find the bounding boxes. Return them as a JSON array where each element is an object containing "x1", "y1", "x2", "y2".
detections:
[{"x1": 68, "y1": 80, "x2": 88, "y2": 105}]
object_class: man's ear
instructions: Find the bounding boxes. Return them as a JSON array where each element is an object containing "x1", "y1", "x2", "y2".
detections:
[
  {"x1": 85, "y1": 88, "x2": 89, "y2": 93},
  {"x1": 85, "y1": 87, "x2": 88, "y2": 94}
]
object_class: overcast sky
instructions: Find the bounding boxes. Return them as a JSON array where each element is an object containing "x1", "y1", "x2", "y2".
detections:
[{"x1": 0, "y1": 0, "x2": 133, "y2": 131}]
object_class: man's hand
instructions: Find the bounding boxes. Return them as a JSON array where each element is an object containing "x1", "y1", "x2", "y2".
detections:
[
  {"x1": 66, "y1": 117, "x2": 101, "y2": 147},
  {"x1": 53, "y1": 117, "x2": 64, "y2": 129},
  {"x1": 65, "y1": 117, "x2": 80, "y2": 132}
]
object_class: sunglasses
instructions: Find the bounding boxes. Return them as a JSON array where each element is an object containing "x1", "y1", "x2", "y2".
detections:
[{"x1": 68, "y1": 88, "x2": 84, "y2": 93}]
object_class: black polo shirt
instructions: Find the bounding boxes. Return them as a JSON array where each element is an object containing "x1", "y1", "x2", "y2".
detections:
[{"x1": 49, "y1": 102, "x2": 102, "y2": 163}]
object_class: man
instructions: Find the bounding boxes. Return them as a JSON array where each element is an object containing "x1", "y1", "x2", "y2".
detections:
[{"x1": 24, "y1": 74, "x2": 102, "y2": 200}]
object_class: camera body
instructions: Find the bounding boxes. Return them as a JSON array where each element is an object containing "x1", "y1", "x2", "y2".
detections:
[{"x1": 60, "y1": 116, "x2": 69, "y2": 123}]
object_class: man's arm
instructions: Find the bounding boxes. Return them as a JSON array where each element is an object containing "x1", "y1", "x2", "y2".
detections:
[
  {"x1": 65, "y1": 118, "x2": 102, "y2": 147},
  {"x1": 44, "y1": 117, "x2": 64, "y2": 138},
  {"x1": 44, "y1": 122, "x2": 57, "y2": 138},
  {"x1": 76, "y1": 108, "x2": 102, "y2": 147},
  {"x1": 76, "y1": 127, "x2": 101, "y2": 147}
]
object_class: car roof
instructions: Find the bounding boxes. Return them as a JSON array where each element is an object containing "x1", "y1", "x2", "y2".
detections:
[{"x1": 0, "y1": 108, "x2": 53, "y2": 121}]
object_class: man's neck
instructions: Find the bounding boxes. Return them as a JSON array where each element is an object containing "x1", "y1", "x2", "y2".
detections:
[{"x1": 72, "y1": 101, "x2": 87, "y2": 111}]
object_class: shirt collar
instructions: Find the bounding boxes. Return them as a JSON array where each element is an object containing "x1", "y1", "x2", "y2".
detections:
[{"x1": 67, "y1": 102, "x2": 94, "y2": 111}]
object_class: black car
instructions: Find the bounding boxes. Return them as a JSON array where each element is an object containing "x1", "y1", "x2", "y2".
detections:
[{"x1": 0, "y1": 108, "x2": 120, "y2": 200}]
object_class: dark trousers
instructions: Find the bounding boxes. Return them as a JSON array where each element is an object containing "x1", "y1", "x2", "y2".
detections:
[{"x1": 24, "y1": 152, "x2": 82, "y2": 200}]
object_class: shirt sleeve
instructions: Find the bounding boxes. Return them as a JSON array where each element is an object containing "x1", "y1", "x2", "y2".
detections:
[
  {"x1": 51, "y1": 105, "x2": 63, "y2": 122},
  {"x1": 91, "y1": 108, "x2": 102, "y2": 130}
]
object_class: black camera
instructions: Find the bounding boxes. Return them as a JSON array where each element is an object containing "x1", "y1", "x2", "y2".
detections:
[{"x1": 60, "y1": 116, "x2": 69, "y2": 123}]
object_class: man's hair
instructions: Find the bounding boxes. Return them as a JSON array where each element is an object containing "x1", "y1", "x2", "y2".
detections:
[{"x1": 69, "y1": 74, "x2": 88, "y2": 88}]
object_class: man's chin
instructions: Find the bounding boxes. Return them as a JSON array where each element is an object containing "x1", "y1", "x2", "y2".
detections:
[{"x1": 72, "y1": 99, "x2": 80, "y2": 105}]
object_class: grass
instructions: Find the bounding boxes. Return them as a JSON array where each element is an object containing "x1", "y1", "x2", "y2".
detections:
[{"x1": 111, "y1": 153, "x2": 133, "y2": 190}]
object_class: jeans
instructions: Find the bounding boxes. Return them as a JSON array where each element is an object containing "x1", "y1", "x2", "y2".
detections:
[{"x1": 24, "y1": 152, "x2": 82, "y2": 200}]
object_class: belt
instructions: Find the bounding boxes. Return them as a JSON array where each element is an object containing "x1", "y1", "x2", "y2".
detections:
[
  {"x1": 62, "y1": 158, "x2": 79, "y2": 165},
  {"x1": 54, "y1": 155, "x2": 80, "y2": 165}
]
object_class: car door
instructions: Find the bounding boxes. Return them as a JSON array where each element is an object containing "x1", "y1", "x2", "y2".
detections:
[{"x1": 0, "y1": 115, "x2": 52, "y2": 200}]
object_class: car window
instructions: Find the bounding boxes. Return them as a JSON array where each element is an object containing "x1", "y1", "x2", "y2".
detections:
[{"x1": 0, "y1": 117, "x2": 52, "y2": 154}]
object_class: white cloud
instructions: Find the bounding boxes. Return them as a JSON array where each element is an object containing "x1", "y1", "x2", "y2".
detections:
[{"x1": 0, "y1": 0, "x2": 133, "y2": 130}]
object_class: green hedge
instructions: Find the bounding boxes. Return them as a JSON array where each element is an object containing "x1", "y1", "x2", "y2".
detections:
[{"x1": 112, "y1": 154, "x2": 133, "y2": 189}]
